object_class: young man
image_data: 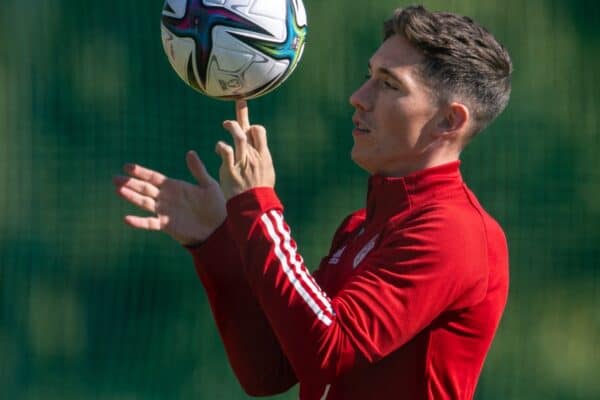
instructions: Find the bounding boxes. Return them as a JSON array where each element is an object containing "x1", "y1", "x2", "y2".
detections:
[{"x1": 114, "y1": 5, "x2": 512, "y2": 399}]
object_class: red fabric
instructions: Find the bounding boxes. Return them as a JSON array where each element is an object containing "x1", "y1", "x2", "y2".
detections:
[
  {"x1": 190, "y1": 161, "x2": 509, "y2": 400},
  {"x1": 188, "y1": 223, "x2": 296, "y2": 396}
]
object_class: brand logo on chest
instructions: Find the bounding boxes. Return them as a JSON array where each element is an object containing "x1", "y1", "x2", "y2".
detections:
[
  {"x1": 328, "y1": 245, "x2": 347, "y2": 265},
  {"x1": 353, "y1": 234, "x2": 380, "y2": 269}
]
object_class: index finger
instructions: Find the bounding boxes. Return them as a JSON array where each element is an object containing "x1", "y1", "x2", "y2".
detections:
[
  {"x1": 123, "y1": 163, "x2": 167, "y2": 187},
  {"x1": 236, "y1": 99, "x2": 250, "y2": 131}
]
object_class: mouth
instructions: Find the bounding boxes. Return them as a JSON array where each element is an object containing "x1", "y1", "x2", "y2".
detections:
[{"x1": 352, "y1": 117, "x2": 371, "y2": 135}]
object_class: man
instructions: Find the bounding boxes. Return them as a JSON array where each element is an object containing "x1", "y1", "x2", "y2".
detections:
[{"x1": 114, "y1": 5, "x2": 512, "y2": 399}]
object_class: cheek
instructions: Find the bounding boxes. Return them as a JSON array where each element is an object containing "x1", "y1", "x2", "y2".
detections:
[
  {"x1": 382, "y1": 99, "x2": 431, "y2": 145},
  {"x1": 375, "y1": 102, "x2": 410, "y2": 141}
]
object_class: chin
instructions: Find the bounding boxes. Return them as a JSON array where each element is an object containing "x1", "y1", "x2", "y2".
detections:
[
  {"x1": 350, "y1": 146, "x2": 360, "y2": 164},
  {"x1": 350, "y1": 151, "x2": 374, "y2": 174}
]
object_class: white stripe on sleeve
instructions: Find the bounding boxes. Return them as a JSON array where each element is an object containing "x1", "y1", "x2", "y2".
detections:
[
  {"x1": 270, "y1": 210, "x2": 334, "y2": 315},
  {"x1": 320, "y1": 384, "x2": 332, "y2": 400},
  {"x1": 260, "y1": 212, "x2": 333, "y2": 326}
]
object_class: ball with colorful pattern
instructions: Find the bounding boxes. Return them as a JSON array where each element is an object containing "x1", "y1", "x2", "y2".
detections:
[{"x1": 161, "y1": 0, "x2": 307, "y2": 100}]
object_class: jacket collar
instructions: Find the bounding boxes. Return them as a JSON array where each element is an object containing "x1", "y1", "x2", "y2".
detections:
[{"x1": 365, "y1": 161, "x2": 464, "y2": 225}]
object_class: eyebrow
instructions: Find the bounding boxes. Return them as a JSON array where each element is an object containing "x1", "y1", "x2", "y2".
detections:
[{"x1": 368, "y1": 62, "x2": 406, "y2": 86}]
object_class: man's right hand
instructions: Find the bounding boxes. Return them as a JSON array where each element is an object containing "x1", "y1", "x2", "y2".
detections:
[{"x1": 113, "y1": 151, "x2": 226, "y2": 246}]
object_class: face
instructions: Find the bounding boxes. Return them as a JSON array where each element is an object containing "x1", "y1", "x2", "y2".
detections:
[{"x1": 349, "y1": 34, "x2": 446, "y2": 176}]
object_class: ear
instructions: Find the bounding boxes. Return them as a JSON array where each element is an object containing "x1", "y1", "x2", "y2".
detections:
[{"x1": 434, "y1": 102, "x2": 469, "y2": 139}]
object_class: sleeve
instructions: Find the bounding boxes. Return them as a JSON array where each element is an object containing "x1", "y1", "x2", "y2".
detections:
[
  {"x1": 226, "y1": 187, "x2": 489, "y2": 385},
  {"x1": 187, "y1": 220, "x2": 297, "y2": 396}
]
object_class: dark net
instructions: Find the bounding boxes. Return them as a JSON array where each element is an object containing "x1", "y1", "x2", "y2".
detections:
[{"x1": 0, "y1": 0, "x2": 598, "y2": 399}]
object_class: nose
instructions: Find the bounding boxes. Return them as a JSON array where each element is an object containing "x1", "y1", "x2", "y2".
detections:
[{"x1": 349, "y1": 80, "x2": 373, "y2": 111}]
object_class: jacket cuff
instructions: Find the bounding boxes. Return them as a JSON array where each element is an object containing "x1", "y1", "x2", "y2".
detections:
[
  {"x1": 226, "y1": 187, "x2": 283, "y2": 244},
  {"x1": 185, "y1": 220, "x2": 230, "y2": 263},
  {"x1": 227, "y1": 187, "x2": 283, "y2": 214}
]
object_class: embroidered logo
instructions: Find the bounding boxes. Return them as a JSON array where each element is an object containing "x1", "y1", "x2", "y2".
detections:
[
  {"x1": 328, "y1": 245, "x2": 346, "y2": 265},
  {"x1": 353, "y1": 234, "x2": 379, "y2": 268}
]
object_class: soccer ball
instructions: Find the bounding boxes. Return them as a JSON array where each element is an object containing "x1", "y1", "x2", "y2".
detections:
[{"x1": 160, "y1": 0, "x2": 307, "y2": 100}]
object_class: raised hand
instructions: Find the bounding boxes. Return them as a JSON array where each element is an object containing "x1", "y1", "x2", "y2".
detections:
[
  {"x1": 216, "y1": 100, "x2": 276, "y2": 200},
  {"x1": 113, "y1": 151, "x2": 226, "y2": 246}
]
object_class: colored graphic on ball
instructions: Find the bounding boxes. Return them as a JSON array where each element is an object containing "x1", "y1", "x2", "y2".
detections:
[{"x1": 161, "y1": 0, "x2": 307, "y2": 100}]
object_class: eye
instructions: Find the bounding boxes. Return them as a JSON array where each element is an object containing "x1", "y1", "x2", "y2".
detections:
[{"x1": 383, "y1": 80, "x2": 398, "y2": 90}]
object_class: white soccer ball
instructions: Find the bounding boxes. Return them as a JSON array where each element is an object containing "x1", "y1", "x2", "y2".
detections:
[{"x1": 160, "y1": 0, "x2": 308, "y2": 100}]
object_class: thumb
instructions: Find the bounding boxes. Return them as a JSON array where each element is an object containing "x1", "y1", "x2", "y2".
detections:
[{"x1": 186, "y1": 150, "x2": 212, "y2": 185}]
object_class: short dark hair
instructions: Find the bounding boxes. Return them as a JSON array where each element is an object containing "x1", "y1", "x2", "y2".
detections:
[{"x1": 384, "y1": 5, "x2": 513, "y2": 136}]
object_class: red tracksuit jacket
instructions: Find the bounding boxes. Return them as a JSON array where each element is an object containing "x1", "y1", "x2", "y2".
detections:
[{"x1": 189, "y1": 161, "x2": 509, "y2": 399}]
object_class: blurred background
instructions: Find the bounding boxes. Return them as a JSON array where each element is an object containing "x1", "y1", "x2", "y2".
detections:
[{"x1": 0, "y1": 0, "x2": 598, "y2": 399}]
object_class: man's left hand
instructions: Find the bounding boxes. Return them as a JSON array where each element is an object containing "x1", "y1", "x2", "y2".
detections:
[{"x1": 216, "y1": 100, "x2": 276, "y2": 200}]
